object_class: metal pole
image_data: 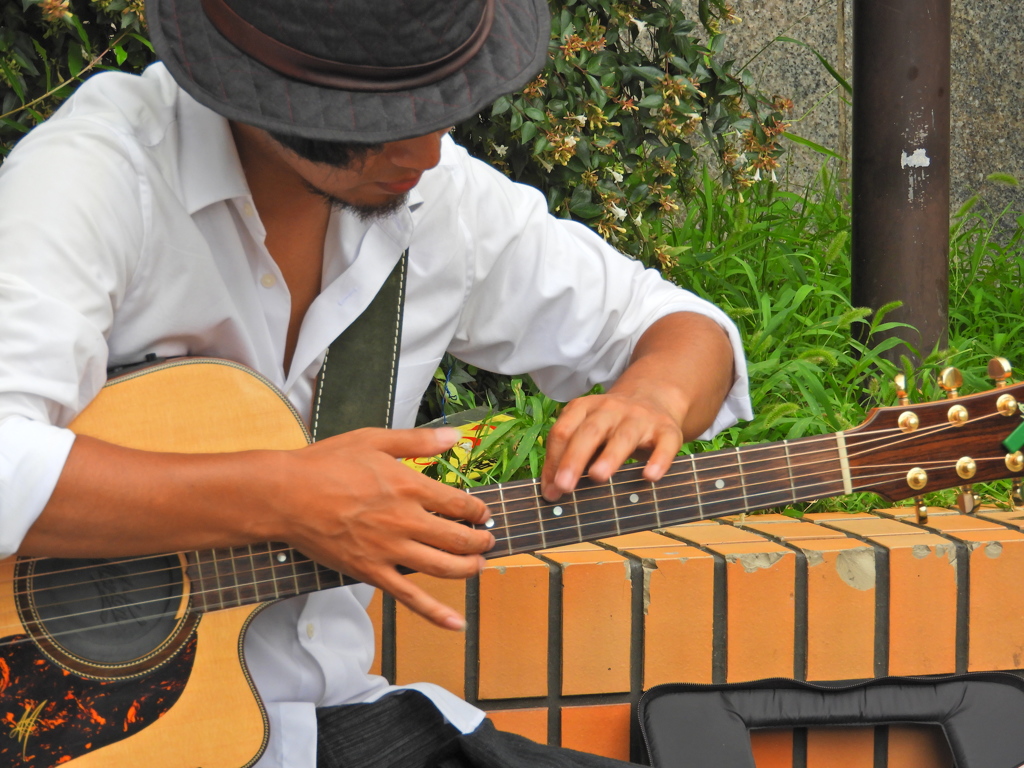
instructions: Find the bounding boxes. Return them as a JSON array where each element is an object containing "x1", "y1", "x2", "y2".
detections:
[{"x1": 851, "y1": 0, "x2": 951, "y2": 363}]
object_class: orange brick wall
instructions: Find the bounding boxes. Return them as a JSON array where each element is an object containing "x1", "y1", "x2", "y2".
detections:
[{"x1": 370, "y1": 506, "x2": 1024, "y2": 765}]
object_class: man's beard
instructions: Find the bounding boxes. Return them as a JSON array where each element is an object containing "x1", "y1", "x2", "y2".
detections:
[{"x1": 302, "y1": 181, "x2": 407, "y2": 221}]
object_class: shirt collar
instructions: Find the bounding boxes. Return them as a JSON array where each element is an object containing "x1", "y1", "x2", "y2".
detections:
[
  {"x1": 177, "y1": 91, "x2": 250, "y2": 215},
  {"x1": 175, "y1": 87, "x2": 426, "y2": 228}
]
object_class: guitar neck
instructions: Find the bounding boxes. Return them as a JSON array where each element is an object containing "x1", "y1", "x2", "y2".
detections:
[
  {"x1": 474, "y1": 431, "x2": 851, "y2": 557},
  {"x1": 187, "y1": 431, "x2": 852, "y2": 611}
]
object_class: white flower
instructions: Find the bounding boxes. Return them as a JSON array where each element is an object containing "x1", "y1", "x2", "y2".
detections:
[
  {"x1": 610, "y1": 203, "x2": 628, "y2": 221},
  {"x1": 570, "y1": 114, "x2": 587, "y2": 126},
  {"x1": 564, "y1": 135, "x2": 578, "y2": 148},
  {"x1": 609, "y1": 169, "x2": 624, "y2": 183},
  {"x1": 752, "y1": 168, "x2": 762, "y2": 182},
  {"x1": 633, "y1": 213, "x2": 643, "y2": 226},
  {"x1": 630, "y1": 16, "x2": 648, "y2": 34},
  {"x1": 492, "y1": 144, "x2": 508, "y2": 157},
  {"x1": 770, "y1": 169, "x2": 778, "y2": 183}
]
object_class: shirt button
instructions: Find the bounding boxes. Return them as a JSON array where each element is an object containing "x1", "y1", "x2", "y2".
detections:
[
  {"x1": 305, "y1": 623, "x2": 316, "y2": 640},
  {"x1": 243, "y1": 201, "x2": 255, "y2": 217},
  {"x1": 260, "y1": 273, "x2": 277, "y2": 288}
]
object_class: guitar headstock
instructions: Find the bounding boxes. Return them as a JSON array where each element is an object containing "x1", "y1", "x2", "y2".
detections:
[{"x1": 843, "y1": 361, "x2": 1024, "y2": 504}]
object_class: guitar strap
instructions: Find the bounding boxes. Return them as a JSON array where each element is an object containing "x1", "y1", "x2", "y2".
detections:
[{"x1": 311, "y1": 250, "x2": 408, "y2": 441}]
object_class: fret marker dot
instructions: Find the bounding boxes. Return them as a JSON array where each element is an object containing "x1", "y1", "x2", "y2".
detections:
[
  {"x1": 485, "y1": 519, "x2": 495, "y2": 529},
  {"x1": 715, "y1": 479, "x2": 726, "y2": 490},
  {"x1": 629, "y1": 494, "x2": 640, "y2": 503},
  {"x1": 553, "y1": 506, "x2": 563, "y2": 516},
  {"x1": 276, "y1": 553, "x2": 288, "y2": 563}
]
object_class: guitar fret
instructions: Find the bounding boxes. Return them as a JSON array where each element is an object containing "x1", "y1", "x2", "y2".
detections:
[
  {"x1": 784, "y1": 440, "x2": 798, "y2": 504},
  {"x1": 608, "y1": 475, "x2": 622, "y2": 536},
  {"x1": 496, "y1": 484, "x2": 514, "y2": 557},
  {"x1": 692, "y1": 451, "x2": 744, "y2": 515},
  {"x1": 535, "y1": 485, "x2": 548, "y2": 550},
  {"x1": 536, "y1": 488, "x2": 582, "y2": 550},
  {"x1": 573, "y1": 478, "x2": 619, "y2": 542},
  {"x1": 691, "y1": 455, "x2": 703, "y2": 520},
  {"x1": 499, "y1": 480, "x2": 546, "y2": 555},
  {"x1": 606, "y1": 466, "x2": 659, "y2": 533},
  {"x1": 735, "y1": 447, "x2": 750, "y2": 509}
]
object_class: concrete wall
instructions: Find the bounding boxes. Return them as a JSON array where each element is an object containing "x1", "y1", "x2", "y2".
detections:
[{"x1": 691, "y1": 0, "x2": 1023, "y2": 214}]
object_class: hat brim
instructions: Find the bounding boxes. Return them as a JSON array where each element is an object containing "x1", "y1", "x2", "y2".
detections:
[{"x1": 147, "y1": 0, "x2": 550, "y2": 143}]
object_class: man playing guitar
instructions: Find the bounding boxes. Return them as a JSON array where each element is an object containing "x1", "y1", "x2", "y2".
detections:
[{"x1": 0, "y1": 0, "x2": 750, "y2": 765}]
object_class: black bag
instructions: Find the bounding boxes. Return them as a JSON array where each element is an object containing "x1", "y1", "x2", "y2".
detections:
[{"x1": 637, "y1": 673, "x2": 1024, "y2": 768}]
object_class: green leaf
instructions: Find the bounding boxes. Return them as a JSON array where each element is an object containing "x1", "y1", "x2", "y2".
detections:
[
  {"x1": 520, "y1": 121, "x2": 538, "y2": 143},
  {"x1": 986, "y1": 172, "x2": 1019, "y2": 187},
  {"x1": 68, "y1": 45, "x2": 84, "y2": 78}
]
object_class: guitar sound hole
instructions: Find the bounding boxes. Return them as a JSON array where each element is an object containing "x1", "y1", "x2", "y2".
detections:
[{"x1": 25, "y1": 555, "x2": 185, "y2": 665}]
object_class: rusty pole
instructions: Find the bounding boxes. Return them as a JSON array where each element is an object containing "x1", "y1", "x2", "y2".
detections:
[{"x1": 851, "y1": 0, "x2": 951, "y2": 363}]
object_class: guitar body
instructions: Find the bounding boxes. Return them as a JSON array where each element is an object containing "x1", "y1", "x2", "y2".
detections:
[{"x1": 0, "y1": 359, "x2": 311, "y2": 768}]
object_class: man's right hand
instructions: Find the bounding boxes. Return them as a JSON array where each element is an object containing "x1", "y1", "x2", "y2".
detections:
[
  {"x1": 20, "y1": 427, "x2": 494, "y2": 632},
  {"x1": 274, "y1": 426, "x2": 494, "y2": 630}
]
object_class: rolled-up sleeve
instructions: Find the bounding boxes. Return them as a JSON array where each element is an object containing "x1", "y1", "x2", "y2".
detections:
[{"x1": 0, "y1": 117, "x2": 142, "y2": 555}]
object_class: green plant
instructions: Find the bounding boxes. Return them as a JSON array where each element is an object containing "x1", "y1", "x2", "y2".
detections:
[
  {"x1": 1, "y1": 0, "x2": 153, "y2": 155},
  {"x1": 453, "y1": 0, "x2": 790, "y2": 270}
]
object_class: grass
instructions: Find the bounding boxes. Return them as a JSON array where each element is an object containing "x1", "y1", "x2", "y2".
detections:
[{"x1": 434, "y1": 163, "x2": 1024, "y2": 516}]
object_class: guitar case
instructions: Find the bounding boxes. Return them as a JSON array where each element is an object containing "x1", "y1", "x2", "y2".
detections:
[{"x1": 636, "y1": 672, "x2": 1024, "y2": 768}]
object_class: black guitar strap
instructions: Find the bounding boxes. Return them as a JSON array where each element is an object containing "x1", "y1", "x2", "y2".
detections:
[{"x1": 310, "y1": 250, "x2": 408, "y2": 441}]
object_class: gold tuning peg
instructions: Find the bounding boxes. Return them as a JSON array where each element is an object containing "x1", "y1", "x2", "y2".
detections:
[
  {"x1": 894, "y1": 374, "x2": 910, "y2": 406},
  {"x1": 1013, "y1": 479, "x2": 1023, "y2": 509},
  {"x1": 988, "y1": 357, "x2": 1013, "y2": 388},
  {"x1": 914, "y1": 499, "x2": 929, "y2": 523},
  {"x1": 939, "y1": 367, "x2": 963, "y2": 399}
]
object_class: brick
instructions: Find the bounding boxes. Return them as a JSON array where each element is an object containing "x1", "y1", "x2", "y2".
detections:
[
  {"x1": 946, "y1": 530, "x2": 1024, "y2": 671},
  {"x1": 806, "y1": 727, "x2": 874, "y2": 768},
  {"x1": 804, "y1": 511, "x2": 882, "y2": 522},
  {"x1": 794, "y1": 538, "x2": 877, "y2": 681},
  {"x1": 877, "y1": 506, "x2": 957, "y2": 521},
  {"x1": 887, "y1": 725, "x2": 954, "y2": 768},
  {"x1": 486, "y1": 708, "x2": 548, "y2": 744},
  {"x1": 478, "y1": 554, "x2": 549, "y2": 699},
  {"x1": 560, "y1": 704, "x2": 631, "y2": 761},
  {"x1": 599, "y1": 530, "x2": 682, "y2": 550},
  {"x1": 920, "y1": 514, "x2": 1011, "y2": 533},
  {"x1": 723, "y1": 512, "x2": 800, "y2": 524},
  {"x1": 662, "y1": 522, "x2": 771, "y2": 546},
  {"x1": 614, "y1": 544, "x2": 716, "y2": 687},
  {"x1": 749, "y1": 729, "x2": 792, "y2": 768},
  {"x1": 367, "y1": 587, "x2": 384, "y2": 677},
  {"x1": 706, "y1": 541, "x2": 796, "y2": 682},
  {"x1": 394, "y1": 574, "x2": 466, "y2": 693},
  {"x1": 870, "y1": 533, "x2": 958, "y2": 675},
  {"x1": 740, "y1": 521, "x2": 848, "y2": 541},
  {"x1": 542, "y1": 545, "x2": 632, "y2": 696},
  {"x1": 977, "y1": 508, "x2": 1024, "y2": 530},
  {"x1": 817, "y1": 516, "x2": 923, "y2": 537}
]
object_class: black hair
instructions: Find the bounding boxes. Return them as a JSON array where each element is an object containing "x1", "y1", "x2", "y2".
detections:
[{"x1": 266, "y1": 130, "x2": 383, "y2": 168}]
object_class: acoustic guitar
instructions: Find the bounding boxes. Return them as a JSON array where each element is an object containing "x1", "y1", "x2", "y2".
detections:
[{"x1": 3, "y1": 357, "x2": 1024, "y2": 767}]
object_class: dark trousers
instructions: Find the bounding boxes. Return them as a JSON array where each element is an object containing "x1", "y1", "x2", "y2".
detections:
[{"x1": 316, "y1": 691, "x2": 641, "y2": 768}]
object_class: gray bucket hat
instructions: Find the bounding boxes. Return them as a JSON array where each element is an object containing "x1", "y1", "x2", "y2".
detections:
[{"x1": 146, "y1": 0, "x2": 550, "y2": 143}]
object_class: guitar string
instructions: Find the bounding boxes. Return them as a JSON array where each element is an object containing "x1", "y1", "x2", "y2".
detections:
[
  {"x1": 0, "y1": 449, "x2": 1013, "y2": 640},
  {"x1": 0, "y1": 448, "x2": 1015, "y2": 651},
  {"x1": 1, "y1": 420, "x2": 925, "y2": 596},
  {"x1": 0, "y1": 409, "x2": 1010, "y2": 609},
  {"x1": 4, "y1": 416, "x2": 941, "y2": 582},
  {"x1": 0, "y1": 407, "x2": 1014, "y2": 625}
]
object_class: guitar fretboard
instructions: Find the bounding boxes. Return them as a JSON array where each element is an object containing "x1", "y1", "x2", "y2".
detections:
[{"x1": 185, "y1": 432, "x2": 850, "y2": 612}]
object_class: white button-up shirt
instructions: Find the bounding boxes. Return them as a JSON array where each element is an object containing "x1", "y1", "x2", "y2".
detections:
[{"x1": 0, "y1": 64, "x2": 751, "y2": 767}]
